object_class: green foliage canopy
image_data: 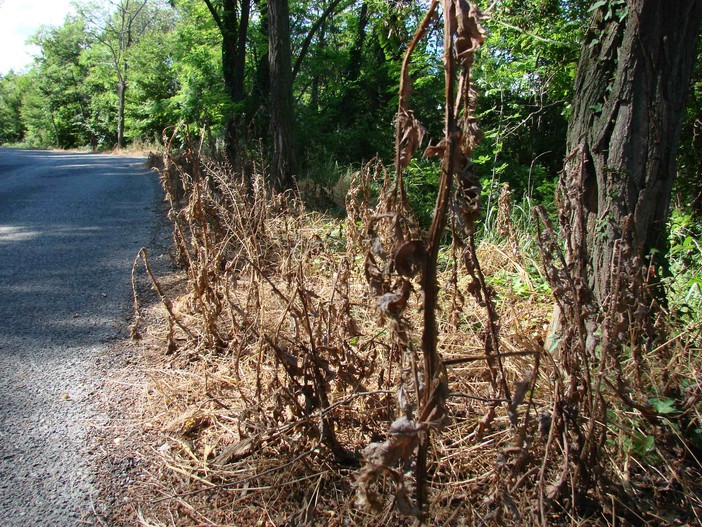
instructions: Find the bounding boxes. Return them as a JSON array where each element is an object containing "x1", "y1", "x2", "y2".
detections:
[{"x1": 0, "y1": 0, "x2": 699, "y2": 227}]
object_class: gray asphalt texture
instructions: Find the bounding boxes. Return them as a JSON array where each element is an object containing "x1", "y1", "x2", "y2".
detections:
[{"x1": 0, "y1": 148, "x2": 161, "y2": 526}]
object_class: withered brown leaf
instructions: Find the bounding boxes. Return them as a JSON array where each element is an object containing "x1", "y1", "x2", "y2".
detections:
[
  {"x1": 397, "y1": 109, "x2": 426, "y2": 169},
  {"x1": 454, "y1": 0, "x2": 486, "y2": 61},
  {"x1": 377, "y1": 279, "x2": 412, "y2": 317},
  {"x1": 393, "y1": 240, "x2": 426, "y2": 277}
]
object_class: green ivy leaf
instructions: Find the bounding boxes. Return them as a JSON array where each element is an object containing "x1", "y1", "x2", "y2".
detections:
[
  {"x1": 649, "y1": 397, "x2": 678, "y2": 415},
  {"x1": 588, "y1": 0, "x2": 608, "y2": 12}
]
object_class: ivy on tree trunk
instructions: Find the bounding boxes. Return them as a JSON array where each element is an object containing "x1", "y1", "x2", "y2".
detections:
[
  {"x1": 534, "y1": 1, "x2": 702, "y2": 505},
  {"x1": 562, "y1": 0, "x2": 702, "y2": 307}
]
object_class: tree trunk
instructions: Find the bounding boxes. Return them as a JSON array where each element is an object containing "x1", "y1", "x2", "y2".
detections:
[
  {"x1": 346, "y1": 2, "x2": 368, "y2": 86},
  {"x1": 562, "y1": 0, "x2": 702, "y2": 307},
  {"x1": 221, "y1": 0, "x2": 241, "y2": 164},
  {"x1": 310, "y1": 14, "x2": 326, "y2": 111},
  {"x1": 117, "y1": 77, "x2": 126, "y2": 149},
  {"x1": 339, "y1": 2, "x2": 368, "y2": 125},
  {"x1": 246, "y1": 0, "x2": 270, "y2": 141},
  {"x1": 539, "y1": 3, "x2": 702, "y2": 502},
  {"x1": 220, "y1": 0, "x2": 239, "y2": 100},
  {"x1": 268, "y1": 0, "x2": 295, "y2": 190},
  {"x1": 204, "y1": 0, "x2": 250, "y2": 164},
  {"x1": 234, "y1": 0, "x2": 251, "y2": 103}
]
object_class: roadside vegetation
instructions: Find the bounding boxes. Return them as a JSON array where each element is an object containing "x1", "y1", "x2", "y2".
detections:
[
  {"x1": 2, "y1": 0, "x2": 701, "y2": 525},
  {"x1": 121, "y1": 148, "x2": 701, "y2": 526}
]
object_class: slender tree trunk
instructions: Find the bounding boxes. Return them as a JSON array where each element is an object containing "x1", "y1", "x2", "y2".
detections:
[
  {"x1": 50, "y1": 112, "x2": 60, "y2": 148},
  {"x1": 204, "y1": 0, "x2": 249, "y2": 163},
  {"x1": 232, "y1": 0, "x2": 251, "y2": 102},
  {"x1": 310, "y1": 14, "x2": 326, "y2": 111},
  {"x1": 220, "y1": 0, "x2": 239, "y2": 100},
  {"x1": 346, "y1": 2, "x2": 368, "y2": 85},
  {"x1": 246, "y1": 0, "x2": 270, "y2": 141},
  {"x1": 268, "y1": 0, "x2": 295, "y2": 190},
  {"x1": 560, "y1": 0, "x2": 702, "y2": 307},
  {"x1": 234, "y1": 0, "x2": 251, "y2": 103},
  {"x1": 220, "y1": 0, "x2": 241, "y2": 164},
  {"x1": 117, "y1": 77, "x2": 126, "y2": 149},
  {"x1": 339, "y1": 2, "x2": 368, "y2": 125},
  {"x1": 116, "y1": 1, "x2": 136, "y2": 150},
  {"x1": 232, "y1": 0, "x2": 251, "y2": 174}
]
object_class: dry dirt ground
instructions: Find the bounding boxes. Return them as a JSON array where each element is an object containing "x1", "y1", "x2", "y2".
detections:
[
  {"x1": 90, "y1": 223, "x2": 181, "y2": 526},
  {"x1": 91, "y1": 298, "x2": 169, "y2": 525}
]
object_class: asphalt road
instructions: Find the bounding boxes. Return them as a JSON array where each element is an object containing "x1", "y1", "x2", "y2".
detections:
[{"x1": 0, "y1": 148, "x2": 161, "y2": 526}]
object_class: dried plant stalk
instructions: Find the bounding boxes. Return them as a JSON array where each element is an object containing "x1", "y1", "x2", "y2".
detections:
[{"x1": 355, "y1": 0, "x2": 489, "y2": 516}]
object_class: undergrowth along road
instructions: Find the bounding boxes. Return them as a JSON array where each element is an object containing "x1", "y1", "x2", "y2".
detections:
[{"x1": 0, "y1": 148, "x2": 161, "y2": 526}]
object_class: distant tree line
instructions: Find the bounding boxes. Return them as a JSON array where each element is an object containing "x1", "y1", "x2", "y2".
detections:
[{"x1": 0, "y1": 0, "x2": 700, "y2": 215}]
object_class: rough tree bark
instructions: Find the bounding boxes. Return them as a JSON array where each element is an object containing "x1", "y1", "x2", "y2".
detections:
[
  {"x1": 537, "y1": 1, "x2": 702, "y2": 504},
  {"x1": 268, "y1": 0, "x2": 295, "y2": 190},
  {"x1": 561, "y1": 0, "x2": 702, "y2": 307}
]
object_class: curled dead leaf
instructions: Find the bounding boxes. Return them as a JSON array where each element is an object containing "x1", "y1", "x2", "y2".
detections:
[
  {"x1": 423, "y1": 140, "x2": 446, "y2": 159},
  {"x1": 397, "y1": 109, "x2": 426, "y2": 169},
  {"x1": 377, "y1": 280, "x2": 412, "y2": 317},
  {"x1": 453, "y1": 0, "x2": 486, "y2": 61},
  {"x1": 393, "y1": 240, "x2": 426, "y2": 277},
  {"x1": 355, "y1": 417, "x2": 423, "y2": 513},
  {"x1": 364, "y1": 255, "x2": 386, "y2": 297}
]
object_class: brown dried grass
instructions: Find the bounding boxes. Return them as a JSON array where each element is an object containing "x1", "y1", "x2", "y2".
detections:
[
  {"x1": 122, "y1": 144, "x2": 702, "y2": 526},
  {"x1": 121, "y1": 1, "x2": 701, "y2": 522}
]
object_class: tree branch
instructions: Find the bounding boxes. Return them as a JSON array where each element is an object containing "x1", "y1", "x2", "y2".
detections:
[
  {"x1": 291, "y1": 0, "x2": 352, "y2": 83},
  {"x1": 202, "y1": 0, "x2": 225, "y2": 33},
  {"x1": 492, "y1": 19, "x2": 575, "y2": 48}
]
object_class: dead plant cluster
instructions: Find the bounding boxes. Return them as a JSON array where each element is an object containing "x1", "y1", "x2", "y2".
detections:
[
  {"x1": 130, "y1": 155, "x2": 702, "y2": 526},
  {"x1": 131, "y1": 145, "x2": 551, "y2": 526},
  {"x1": 126, "y1": 2, "x2": 701, "y2": 525}
]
